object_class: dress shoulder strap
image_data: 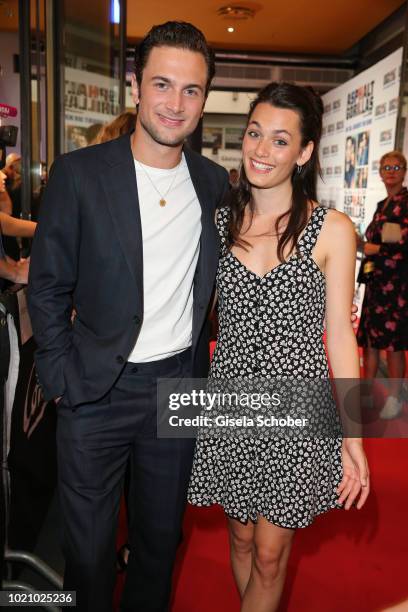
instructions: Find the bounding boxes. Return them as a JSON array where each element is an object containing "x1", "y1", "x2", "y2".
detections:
[{"x1": 298, "y1": 206, "x2": 328, "y2": 253}]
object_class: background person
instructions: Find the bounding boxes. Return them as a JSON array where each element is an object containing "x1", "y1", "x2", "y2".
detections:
[
  {"x1": 229, "y1": 167, "x2": 239, "y2": 186},
  {"x1": 357, "y1": 150, "x2": 408, "y2": 419},
  {"x1": 1, "y1": 153, "x2": 22, "y2": 260},
  {"x1": 93, "y1": 112, "x2": 136, "y2": 145},
  {"x1": 0, "y1": 170, "x2": 31, "y2": 286}
]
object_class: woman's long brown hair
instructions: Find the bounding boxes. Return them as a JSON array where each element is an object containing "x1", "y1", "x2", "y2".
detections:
[{"x1": 227, "y1": 82, "x2": 324, "y2": 262}]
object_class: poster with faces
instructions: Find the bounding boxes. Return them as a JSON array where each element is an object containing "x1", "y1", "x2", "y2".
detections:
[
  {"x1": 64, "y1": 67, "x2": 120, "y2": 152},
  {"x1": 318, "y1": 47, "x2": 402, "y2": 240},
  {"x1": 318, "y1": 47, "x2": 402, "y2": 312}
]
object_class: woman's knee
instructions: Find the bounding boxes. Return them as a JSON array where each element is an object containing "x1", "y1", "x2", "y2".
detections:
[{"x1": 252, "y1": 542, "x2": 289, "y2": 585}]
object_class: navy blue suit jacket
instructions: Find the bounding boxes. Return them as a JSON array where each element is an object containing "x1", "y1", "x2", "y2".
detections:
[{"x1": 28, "y1": 133, "x2": 228, "y2": 406}]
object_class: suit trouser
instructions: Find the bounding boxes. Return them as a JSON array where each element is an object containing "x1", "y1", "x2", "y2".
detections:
[{"x1": 56, "y1": 349, "x2": 195, "y2": 612}]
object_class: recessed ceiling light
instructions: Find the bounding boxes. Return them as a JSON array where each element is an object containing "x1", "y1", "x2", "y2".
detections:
[
  {"x1": 227, "y1": 26, "x2": 234, "y2": 32},
  {"x1": 217, "y1": 5, "x2": 256, "y2": 19}
]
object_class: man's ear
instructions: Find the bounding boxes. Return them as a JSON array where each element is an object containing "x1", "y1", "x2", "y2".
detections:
[{"x1": 130, "y1": 73, "x2": 140, "y2": 106}]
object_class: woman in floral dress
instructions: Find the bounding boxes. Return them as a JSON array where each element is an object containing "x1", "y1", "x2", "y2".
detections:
[
  {"x1": 357, "y1": 151, "x2": 408, "y2": 419},
  {"x1": 188, "y1": 83, "x2": 370, "y2": 612}
]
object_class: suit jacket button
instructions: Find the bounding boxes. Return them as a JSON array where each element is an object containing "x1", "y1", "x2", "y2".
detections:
[
  {"x1": 116, "y1": 355, "x2": 124, "y2": 364},
  {"x1": 133, "y1": 315, "x2": 140, "y2": 324}
]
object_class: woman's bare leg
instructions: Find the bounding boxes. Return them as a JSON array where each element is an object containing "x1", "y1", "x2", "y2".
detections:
[
  {"x1": 228, "y1": 517, "x2": 254, "y2": 597},
  {"x1": 241, "y1": 516, "x2": 295, "y2": 612}
]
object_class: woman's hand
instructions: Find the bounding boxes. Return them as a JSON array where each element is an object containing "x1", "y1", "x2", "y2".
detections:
[
  {"x1": 363, "y1": 242, "x2": 380, "y2": 256},
  {"x1": 337, "y1": 439, "x2": 370, "y2": 510}
]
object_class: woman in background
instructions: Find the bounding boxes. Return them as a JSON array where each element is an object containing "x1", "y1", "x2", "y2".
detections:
[
  {"x1": 0, "y1": 169, "x2": 33, "y2": 285},
  {"x1": 93, "y1": 112, "x2": 136, "y2": 144},
  {"x1": 357, "y1": 150, "x2": 408, "y2": 419}
]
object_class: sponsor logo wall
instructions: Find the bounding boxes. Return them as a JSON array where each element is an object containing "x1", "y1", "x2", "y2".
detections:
[
  {"x1": 318, "y1": 48, "x2": 402, "y2": 311},
  {"x1": 318, "y1": 48, "x2": 402, "y2": 239}
]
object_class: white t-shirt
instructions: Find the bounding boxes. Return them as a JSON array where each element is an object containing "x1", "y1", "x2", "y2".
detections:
[{"x1": 128, "y1": 153, "x2": 201, "y2": 363}]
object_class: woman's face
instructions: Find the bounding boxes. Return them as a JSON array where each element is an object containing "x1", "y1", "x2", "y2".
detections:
[
  {"x1": 242, "y1": 102, "x2": 313, "y2": 192},
  {"x1": 0, "y1": 170, "x2": 6, "y2": 192},
  {"x1": 380, "y1": 156, "x2": 406, "y2": 191}
]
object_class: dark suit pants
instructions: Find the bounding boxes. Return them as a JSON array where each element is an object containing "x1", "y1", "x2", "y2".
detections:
[{"x1": 56, "y1": 349, "x2": 195, "y2": 612}]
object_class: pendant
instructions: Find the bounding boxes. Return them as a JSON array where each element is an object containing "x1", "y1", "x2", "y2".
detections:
[{"x1": 159, "y1": 198, "x2": 166, "y2": 207}]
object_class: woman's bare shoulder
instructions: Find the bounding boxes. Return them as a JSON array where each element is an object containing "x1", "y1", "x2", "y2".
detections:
[
  {"x1": 323, "y1": 207, "x2": 354, "y2": 229},
  {"x1": 319, "y1": 207, "x2": 356, "y2": 251}
]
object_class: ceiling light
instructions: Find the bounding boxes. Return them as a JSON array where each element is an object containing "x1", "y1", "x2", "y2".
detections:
[
  {"x1": 217, "y1": 5, "x2": 257, "y2": 20},
  {"x1": 227, "y1": 26, "x2": 234, "y2": 32}
]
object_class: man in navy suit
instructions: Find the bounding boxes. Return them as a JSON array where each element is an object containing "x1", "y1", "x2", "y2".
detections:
[{"x1": 28, "y1": 22, "x2": 228, "y2": 612}]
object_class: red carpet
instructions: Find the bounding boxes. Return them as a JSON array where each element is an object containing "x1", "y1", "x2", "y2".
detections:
[
  {"x1": 115, "y1": 342, "x2": 408, "y2": 610},
  {"x1": 115, "y1": 438, "x2": 408, "y2": 612}
]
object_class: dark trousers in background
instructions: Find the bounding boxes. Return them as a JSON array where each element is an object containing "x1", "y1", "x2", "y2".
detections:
[{"x1": 56, "y1": 349, "x2": 195, "y2": 612}]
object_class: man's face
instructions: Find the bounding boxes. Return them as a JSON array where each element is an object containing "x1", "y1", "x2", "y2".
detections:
[{"x1": 133, "y1": 46, "x2": 208, "y2": 148}]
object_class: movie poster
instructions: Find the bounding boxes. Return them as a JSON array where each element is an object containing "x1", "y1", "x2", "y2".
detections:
[
  {"x1": 319, "y1": 48, "x2": 402, "y2": 233},
  {"x1": 64, "y1": 67, "x2": 120, "y2": 152},
  {"x1": 318, "y1": 48, "x2": 402, "y2": 310}
]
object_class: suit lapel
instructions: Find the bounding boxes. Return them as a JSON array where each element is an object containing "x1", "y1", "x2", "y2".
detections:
[
  {"x1": 100, "y1": 134, "x2": 144, "y2": 311},
  {"x1": 184, "y1": 148, "x2": 220, "y2": 344},
  {"x1": 99, "y1": 138, "x2": 221, "y2": 346}
]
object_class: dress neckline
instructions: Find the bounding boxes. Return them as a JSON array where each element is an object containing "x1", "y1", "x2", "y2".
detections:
[{"x1": 227, "y1": 206, "x2": 325, "y2": 280}]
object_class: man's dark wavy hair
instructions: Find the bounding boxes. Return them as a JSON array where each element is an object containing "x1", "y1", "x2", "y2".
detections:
[{"x1": 134, "y1": 21, "x2": 215, "y2": 97}]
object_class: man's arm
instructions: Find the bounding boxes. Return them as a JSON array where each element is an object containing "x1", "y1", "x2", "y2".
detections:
[
  {"x1": 0, "y1": 212, "x2": 37, "y2": 237},
  {"x1": 27, "y1": 155, "x2": 80, "y2": 401}
]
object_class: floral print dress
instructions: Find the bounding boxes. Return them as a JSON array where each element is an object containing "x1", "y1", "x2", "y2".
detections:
[
  {"x1": 188, "y1": 206, "x2": 343, "y2": 528},
  {"x1": 357, "y1": 187, "x2": 408, "y2": 351}
]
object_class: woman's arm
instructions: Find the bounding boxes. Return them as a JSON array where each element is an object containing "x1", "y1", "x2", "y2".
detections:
[
  {"x1": 324, "y1": 211, "x2": 359, "y2": 378},
  {"x1": 0, "y1": 212, "x2": 37, "y2": 237},
  {"x1": 0, "y1": 189, "x2": 12, "y2": 215},
  {"x1": 322, "y1": 210, "x2": 370, "y2": 510}
]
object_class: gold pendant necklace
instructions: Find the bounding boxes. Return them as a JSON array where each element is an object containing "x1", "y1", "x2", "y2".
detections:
[{"x1": 136, "y1": 158, "x2": 181, "y2": 207}]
